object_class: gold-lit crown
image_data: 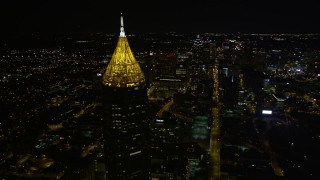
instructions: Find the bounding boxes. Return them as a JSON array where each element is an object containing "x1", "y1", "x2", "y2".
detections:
[{"x1": 102, "y1": 14, "x2": 145, "y2": 88}]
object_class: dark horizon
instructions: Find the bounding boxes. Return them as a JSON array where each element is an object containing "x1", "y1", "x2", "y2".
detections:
[{"x1": 1, "y1": 1, "x2": 319, "y2": 35}]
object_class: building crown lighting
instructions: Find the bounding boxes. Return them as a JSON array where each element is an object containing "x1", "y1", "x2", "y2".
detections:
[{"x1": 102, "y1": 14, "x2": 145, "y2": 88}]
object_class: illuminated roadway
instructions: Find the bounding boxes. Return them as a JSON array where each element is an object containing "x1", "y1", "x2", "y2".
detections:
[
  {"x1": 156, "y1": 98, "x2": 174, "y2": 117},
  {"x1": 209, "y1": 60, "x2": 221, "y2": 180}
]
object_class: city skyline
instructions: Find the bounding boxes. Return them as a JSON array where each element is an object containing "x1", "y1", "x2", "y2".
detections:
[
  {"x1": 1, "y1": 3, "x2": 320, "y2": 180},
  {"x1": 1, "y1": 12, "x2": 320, "y2": 179},
  {"x1": 1, "y1": 1, "x2": 319, "y2": 35}
]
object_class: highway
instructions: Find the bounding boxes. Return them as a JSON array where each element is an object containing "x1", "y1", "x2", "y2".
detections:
[
  {"x1": 156, "y1": 98, "x2": 174, "y2": 117},
  {"x1": 209, "y1": 61, "x2": 221, "y2": 180}
]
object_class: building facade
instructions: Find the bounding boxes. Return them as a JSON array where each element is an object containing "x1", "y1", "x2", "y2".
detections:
[{"x1": 102, "y1": 14, "x2": 149, "y2": 179}]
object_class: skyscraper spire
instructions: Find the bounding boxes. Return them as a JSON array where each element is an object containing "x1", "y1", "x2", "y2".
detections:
[
  {"x1": 102, "y1": 13, "x2": 145, "y2": 88},
  {"x1": 120, "y1": 13, "x2": 126, "y2": 37}
]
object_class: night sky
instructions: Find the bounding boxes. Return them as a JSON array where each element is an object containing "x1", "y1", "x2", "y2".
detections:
[{"x1": 1, "y1": 0, "x2": 319, "y2": 35}]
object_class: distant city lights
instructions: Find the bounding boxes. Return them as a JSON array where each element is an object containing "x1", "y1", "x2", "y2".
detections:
[
  {"x1": 156, "y1": 119, "x2": 164, "y2": 123},
  {"x1": 262, "y1": 110, "x2": 272, "y2": 115}
]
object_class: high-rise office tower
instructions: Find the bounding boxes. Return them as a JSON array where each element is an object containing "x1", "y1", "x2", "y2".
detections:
[
  {"x1": 102, "y1": 14, "x2": 148, "y2": 180},
  {"x1": 192, "y1": 34, "x2": 204, "y2": 64}
]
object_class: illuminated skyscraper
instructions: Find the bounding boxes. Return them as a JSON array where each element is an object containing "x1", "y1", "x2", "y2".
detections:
[
  {"x1": 192, "y1": 34, "x2": 204, "y2": 64},
  {"x1": 102, "y1": 14, "x2": 149, "y2": 179}
]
